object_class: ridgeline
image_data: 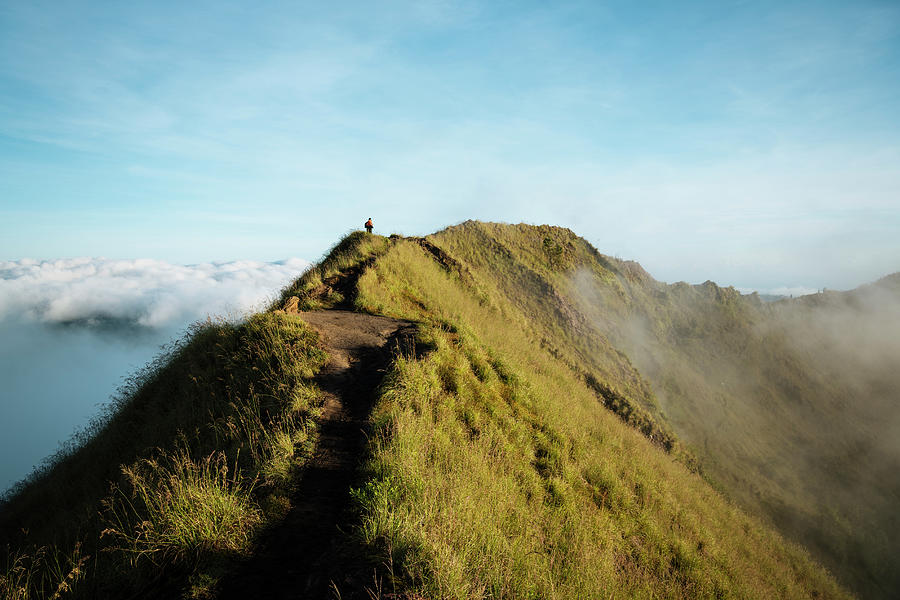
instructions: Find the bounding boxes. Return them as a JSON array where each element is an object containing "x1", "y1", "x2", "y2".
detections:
[{"x1": 3, "y1": 221, "x2": 897, "y2": 599}]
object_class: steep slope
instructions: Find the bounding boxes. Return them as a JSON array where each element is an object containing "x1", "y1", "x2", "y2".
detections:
[
  {"x1": 355, "y1": 221, "x2": 895, "y2": 599},
  {"x1": 2, "y1": 225, "x2": 870, "y2": 599},
  {"x1": 1, "y1": 312, "x2": 331, "y2": 598},
  {"x1": 0, "y1": 233, "x2": 408, "y2": 599},
  {"x1": 343, "y1": 227, "x2": 848, "y2": 598}
]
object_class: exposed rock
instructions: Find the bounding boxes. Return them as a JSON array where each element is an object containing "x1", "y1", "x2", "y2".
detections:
[{"x1": 283, "y1": 296, "x2": 300, "y2": 314}]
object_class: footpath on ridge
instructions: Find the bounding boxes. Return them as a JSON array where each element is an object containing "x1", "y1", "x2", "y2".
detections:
[{"x1": 219, "y1": 271, "x2": 415, "y2": 599}]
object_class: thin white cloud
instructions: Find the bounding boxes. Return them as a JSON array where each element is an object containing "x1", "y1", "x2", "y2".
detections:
[
  {"x1": 0, "y1": 257, "x2": 309, "y2": 328},
  {"x1": 737, "y1": 286, "x2": 819, "y2": 298}
]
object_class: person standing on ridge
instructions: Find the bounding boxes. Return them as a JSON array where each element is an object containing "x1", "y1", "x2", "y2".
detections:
[{"x1": 364, "y1": 218, "x2": 373, "y2": 234}]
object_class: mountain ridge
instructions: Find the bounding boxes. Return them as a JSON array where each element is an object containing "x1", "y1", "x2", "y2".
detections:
[{"x1": 4, "y1": 221, "x2": 896, "y2": 598}]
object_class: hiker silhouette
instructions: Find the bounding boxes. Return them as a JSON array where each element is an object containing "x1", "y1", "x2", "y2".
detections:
[{"x1": 364, "y1": 218, "x2": 373, "y2": 234}]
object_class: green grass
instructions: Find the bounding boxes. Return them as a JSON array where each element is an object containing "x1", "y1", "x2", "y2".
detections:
[
  {"x1": 104, "y1": 448, "x2": 261, "y2": 564},
  {"x1": 2, "y1": 223, "x2": 877, "y2": 599},
  {"x1": 383, "y1": 221, "x2": 896, "y2": 598},
  {"x1": 0, "y1": 311, "x2": 326, "y2": 598},
  {"x1": 349, "y1": 231, "x2": 849, "y2": 599},
  {"x1": 273, "y1": 230, "x2": 393, "y2": 310}
]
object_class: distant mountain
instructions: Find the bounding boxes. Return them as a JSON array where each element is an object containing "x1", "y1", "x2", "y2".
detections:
[
  {"x1": 755, "y1": 293, "x2": 788, "y2": 302},
  {"x1": 5, "y1": 222, "x2": 896, "y2": 598}
]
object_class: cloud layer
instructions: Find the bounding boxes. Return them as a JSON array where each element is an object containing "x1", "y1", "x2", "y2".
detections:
[{"x1": 0, "y1": 257, "x2": 310, "y2": 329}]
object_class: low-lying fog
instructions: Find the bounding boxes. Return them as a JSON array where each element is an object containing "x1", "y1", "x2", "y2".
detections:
[{"x1": 0, "y1": 257, "x2": 308, "y2": 494}]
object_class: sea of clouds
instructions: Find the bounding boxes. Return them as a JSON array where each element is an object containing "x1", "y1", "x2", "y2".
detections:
[
  {"x1": 0, "y1": 256, "x2": 310, "y2": 493},
  {"x1": 0, "y1": 256, "x2": 311, "y2": 328}
]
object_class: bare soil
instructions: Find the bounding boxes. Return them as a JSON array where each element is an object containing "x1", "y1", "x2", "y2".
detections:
[{"x1": 218, "y1": 310, "x2": 415, "y2": 600}]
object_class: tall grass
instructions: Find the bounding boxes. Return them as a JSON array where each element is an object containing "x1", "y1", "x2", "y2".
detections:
[
  {"x1": 0, "y1": 311, "x2": 327, "y2": 597},
  {"x1": 273, "y1": 231, "x2": 393, "y2": 310},
  {"x1": 103, "y1": 448, "x2": 260, "y2": 565},
  {"x1": 351, "y1": 232, "x2": 849, "y2": 598},
  {"x1": 1, "y1": 544, "x2": 88, "y2": 600}
]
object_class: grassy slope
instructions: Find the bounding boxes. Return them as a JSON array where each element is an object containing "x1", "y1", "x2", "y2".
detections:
[
  {"x1": 0, "y1": 231, "x2": 395, "y2": 599},
  {"x1": 518, "y1": 228, "x2": 899, "y2": 599},
  {"x1": 2, "y1": 224, "x2": 873, "y2": 599},
  {"x1": 1, "y1": 312, "x2": 327, "y2": 598},
  {"x1": 351, "y1": 226, "x2": 848, "y2": 599},
  {"x1": 370, "y1": 221, "x2": 895, "y2": 599}
]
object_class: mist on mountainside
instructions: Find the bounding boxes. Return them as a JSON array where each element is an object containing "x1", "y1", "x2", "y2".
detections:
[
  {"x1": 775, "y1": 274, "x2": 900, "y2": 403},
  {"x1": 767, "y1": 278, "x2": 900, "y2": 562},
  {"x1": 571, "y1": 266, "x2": 900, "y2": 599}
]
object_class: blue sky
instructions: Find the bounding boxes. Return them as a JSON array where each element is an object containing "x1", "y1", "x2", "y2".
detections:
[{"x1": 1, "y1": 0, "x2": 899, "y2": 292}]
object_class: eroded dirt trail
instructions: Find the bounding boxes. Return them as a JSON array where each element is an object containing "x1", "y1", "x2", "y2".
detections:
[{"x1": 219, "y1": 310, "x2": 414, "y2": 600}]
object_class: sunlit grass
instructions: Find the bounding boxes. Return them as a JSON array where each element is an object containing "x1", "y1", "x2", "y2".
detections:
[
  {"x1": 352, "y1": 231, "x2": 849, "y2": 599},
  {"x1": 0, "y1": 225, "x2": 863, "y2": 599},
  {"x1": 104, "y1": 449, "x2": 260, "y2": 563},
  {"x1": 273, "y1": 230, "x2": 393, "y2": 310}
]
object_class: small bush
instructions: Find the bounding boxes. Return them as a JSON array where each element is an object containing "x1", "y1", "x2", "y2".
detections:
[{"x1": 104, "y1": 449, "x2": 260, "y2": 565}]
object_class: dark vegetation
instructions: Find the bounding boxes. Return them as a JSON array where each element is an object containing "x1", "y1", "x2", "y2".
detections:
[
  {"x1": 1, "y1": 313, "x2": 326, "y2": 597},
  {"x1": 6, "y1": 221, "x2": 892, "y2": 598}
]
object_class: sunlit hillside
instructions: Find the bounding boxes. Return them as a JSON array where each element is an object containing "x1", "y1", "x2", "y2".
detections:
[
  {"x1": 403, "y1": 221, "x2": 898, "y2": 599},
  {"x1": 6, "y1": 222, "x2": 894, "y2": 599}
]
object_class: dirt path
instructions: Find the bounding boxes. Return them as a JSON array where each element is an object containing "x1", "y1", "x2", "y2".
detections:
[{"x1": 219, "y1": 310, "x2": 415, "y2": 600}]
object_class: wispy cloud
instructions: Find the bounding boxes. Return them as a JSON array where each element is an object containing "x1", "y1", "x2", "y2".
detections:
[
  {"x1": 736, "y1": 286, "x2": 819, "y2": 298},
  {"x1": 1, "y1": 1, "x2": 898, "y2": 289}
]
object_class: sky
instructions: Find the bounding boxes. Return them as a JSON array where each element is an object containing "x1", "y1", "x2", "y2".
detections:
[{"x1": 1, "y1": 0, "x2": 899, "y2": 292}]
